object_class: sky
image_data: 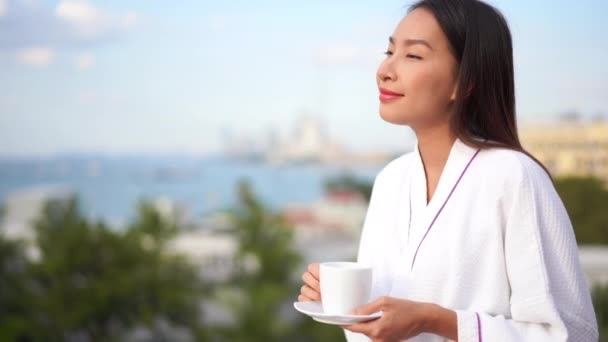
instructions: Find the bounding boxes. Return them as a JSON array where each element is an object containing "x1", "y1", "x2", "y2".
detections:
[{"x1": 0, "y1": 0, "x2": 607, "y2": 157}]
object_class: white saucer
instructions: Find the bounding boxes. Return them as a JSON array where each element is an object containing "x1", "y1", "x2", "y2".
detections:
[{"x1": 293, "y1": 301, "x2": 382, "y2": 325}]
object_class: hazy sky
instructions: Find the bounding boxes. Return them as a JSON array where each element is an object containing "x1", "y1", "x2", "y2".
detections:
[{"x1": 1, "y1": 0, "x2": 607, "y2": 157}]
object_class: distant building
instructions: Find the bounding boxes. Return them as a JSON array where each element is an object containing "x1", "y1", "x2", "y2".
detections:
[
  {"x1": 221, "y1": 114, "x2": 393, "y2": 166},
  {"x1": 268, "y1": 114, "x2": 332, "y2": 164},
  {"x1": 291, "y1": 115, "x2": 328, "y2": 158},
  {"x1": 284, "y1": 189, "x2": 368, "y2": 240},
  {"x1": 169, "y1": 231, "x2": 237, "y2": 282},
  {"x1": 519, "y1": 119, "x2": 608, "y2": 184}
]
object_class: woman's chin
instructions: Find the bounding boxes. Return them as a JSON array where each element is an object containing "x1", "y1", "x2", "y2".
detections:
[{"x1": 379, "y1": 109, "x2": 410, "y2": 126}]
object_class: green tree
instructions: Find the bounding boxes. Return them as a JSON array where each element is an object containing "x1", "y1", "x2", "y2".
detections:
[
  {"x1": 0, "y1": 236, "x2": 33, "y2": 341},
  {"x1": 554, "y1": 177, "x2": 608, "y2": 244},
  {"x1": 213, "y1": 180, "x2": 345, "y2": 341},
  {"x1": 593, "y1": 285, "x2": 608, "y2": 341},
  {"x1": 0, "y1": 197, "x2": 207, "y2": 341}
]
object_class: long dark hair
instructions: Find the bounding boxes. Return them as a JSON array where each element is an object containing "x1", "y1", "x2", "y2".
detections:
[{"x1": 408, "y1": 0, "x2": 549, "y2": 175}]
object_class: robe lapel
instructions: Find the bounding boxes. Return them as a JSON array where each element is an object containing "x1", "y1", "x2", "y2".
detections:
[
  {"x1": 407, "y1": 138, "x2": 479, "y2": 270},
  {"x1": 407, "y1": 142, "x2": 427, "y2": 247}
]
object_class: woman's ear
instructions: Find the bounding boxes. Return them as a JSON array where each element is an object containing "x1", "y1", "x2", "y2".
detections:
[
  {"x1": 450, "y1": 81, "x2": 474, "y2": 101},
  {"x1": 450, "y1": 83, "x2": 459, "y2": 101}
]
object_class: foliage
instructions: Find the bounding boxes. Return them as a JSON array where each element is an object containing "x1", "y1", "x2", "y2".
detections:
[
  {"x1": 210, "y1": 180, "x2": 345, "y2": 341},
  {"x1": 0, "y1": 197, "x2": 207, "y2": 341},
  {"x1": 593, "y1": 284, "x2": 608, "y2": 341},
  {"x1": 554, "y1": 177, "x2": 608, "y2": 244},
  {"x1": 0, "y1": 187, "x2": 347, "y2": 341},
  {"x1": 0, "y1": 236, "x2": 32, "y2": 341}
]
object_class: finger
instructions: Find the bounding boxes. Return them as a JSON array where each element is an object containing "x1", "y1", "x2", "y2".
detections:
[
  {"x1": 308, "y1": 263, "x2": 320, "y2": 279},
  {"x1": 352, "y1": 296, "x2": 389, "y2": 315},
  {"x1": 302, "y1": 272, "x2": 320, "y2": 291},
  {"x1": 298, "y1": 292, "x2": 313, "y2": 301},
  {"x1": 341, "y1": 319, "x2": 378, "y2": 335},
  {"x1": 300, "y1": 284, "x2": 321, "y2": 301},
  {"x1": 298, "y1": 294, "x2": 311, "y2": 302},
  {"x1": 341, "y1": 323, "x2": 366, "y2": 334}
]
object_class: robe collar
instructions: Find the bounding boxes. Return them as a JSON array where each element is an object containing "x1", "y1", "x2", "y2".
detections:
[
  {"x1": 406, "y1": 137, "x2": 480, "y2": 268},
  {"x1": 411, "y1": 137, "x2": 479, "y2": 211}
]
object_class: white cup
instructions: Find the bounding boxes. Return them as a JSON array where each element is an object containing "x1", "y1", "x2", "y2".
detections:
[{"x1": 320, "y1": 262, "x2": 372, "y2": 315}]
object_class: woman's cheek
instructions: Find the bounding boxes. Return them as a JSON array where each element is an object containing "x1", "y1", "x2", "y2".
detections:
[{"x1": 418, "y1": 67, "x2": 455, "y2": 111}]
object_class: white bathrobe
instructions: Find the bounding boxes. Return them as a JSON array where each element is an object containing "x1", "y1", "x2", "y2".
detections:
[{"x1": 344, "y1": 138, "x2": 598, "y2": 342}]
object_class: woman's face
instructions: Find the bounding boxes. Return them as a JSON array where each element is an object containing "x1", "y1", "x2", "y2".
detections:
[{"x1": 376, "y1": 8, "x2": 459, "y2": 129}]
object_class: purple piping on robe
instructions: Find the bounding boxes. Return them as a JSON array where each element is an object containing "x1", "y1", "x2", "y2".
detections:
[{"x1": 476, "y1": 312, "x2": 482, "y2": 342}]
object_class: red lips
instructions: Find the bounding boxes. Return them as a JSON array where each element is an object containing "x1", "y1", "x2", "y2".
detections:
[{"x1": 379, "y1": 88, "x2": 404, "y2": 102}]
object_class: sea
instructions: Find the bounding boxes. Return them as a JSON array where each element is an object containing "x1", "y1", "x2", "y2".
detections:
[{"x1": 0, "y1": 156, "x2": 383, "y2": 227}]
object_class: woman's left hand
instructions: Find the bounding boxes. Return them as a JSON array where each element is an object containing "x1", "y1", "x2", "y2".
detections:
[{"x1": 342, "y1": 296, "x2": 437, "y2": 342}]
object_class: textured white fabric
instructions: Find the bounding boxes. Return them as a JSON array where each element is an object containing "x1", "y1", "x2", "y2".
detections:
[{"x1": 344, "y1": 138, "x2": 598, "y2": 342}]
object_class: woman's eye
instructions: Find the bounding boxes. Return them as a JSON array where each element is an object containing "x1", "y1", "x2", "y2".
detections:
[
  {"x1": 383, "y1": 50, "x2": 393, "y2": 56},
  {"x1": 406, "y1": 54, "x2": 422, "y2": 60}
]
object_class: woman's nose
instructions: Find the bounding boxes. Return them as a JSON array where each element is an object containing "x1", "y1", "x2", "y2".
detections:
[{"x1": 377, "y1": 60, "x2": 396, "y2": 83}]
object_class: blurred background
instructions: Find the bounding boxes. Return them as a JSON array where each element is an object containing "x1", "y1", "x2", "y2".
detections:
[{"x1": 0, "y1": 0, "x2": 607, "y2": 341}]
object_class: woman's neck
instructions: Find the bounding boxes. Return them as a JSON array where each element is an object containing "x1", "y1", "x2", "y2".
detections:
[
  {"x1": 416, "y1": 122, "x2": 456, "y2": 171},
  {"x1": 414, "y1": 121, "x2": 456, "y2": 203}
]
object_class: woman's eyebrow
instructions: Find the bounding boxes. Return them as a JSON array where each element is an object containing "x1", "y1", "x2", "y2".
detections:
[{"x1": 389, "y1": 36, "x2": 433, "y2": 50}]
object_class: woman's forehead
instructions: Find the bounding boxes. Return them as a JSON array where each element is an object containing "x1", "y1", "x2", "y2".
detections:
[{"x1": 391, "y1": 8, "x2": 449, "y2": 50}]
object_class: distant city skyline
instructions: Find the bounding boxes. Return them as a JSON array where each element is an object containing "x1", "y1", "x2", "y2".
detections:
[{"x1": 1, "y1": 0, "x2": 607, "y2": 157}]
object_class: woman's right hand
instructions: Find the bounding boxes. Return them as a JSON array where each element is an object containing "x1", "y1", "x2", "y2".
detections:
[{"x1": 298, "y1": 263, "x2": 321, "y2": 302}]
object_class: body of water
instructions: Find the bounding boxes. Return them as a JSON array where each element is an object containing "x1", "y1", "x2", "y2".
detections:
[{"x1": 0, "y1": 156, "x2": 382, "y2": 226}]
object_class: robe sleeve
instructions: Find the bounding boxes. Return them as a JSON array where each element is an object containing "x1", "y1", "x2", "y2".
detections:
[{"x1": 455, "y1": 155, "x2": 599, "y2": 342}]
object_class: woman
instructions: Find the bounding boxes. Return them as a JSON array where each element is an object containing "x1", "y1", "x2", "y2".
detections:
[{"x1": 298, "y1": 0, "x2": 599, "y2": 341}]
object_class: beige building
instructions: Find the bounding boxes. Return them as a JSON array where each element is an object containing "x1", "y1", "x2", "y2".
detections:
[{"x1": 519, "y1": 119, "x2": 608, "y2": 184}]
